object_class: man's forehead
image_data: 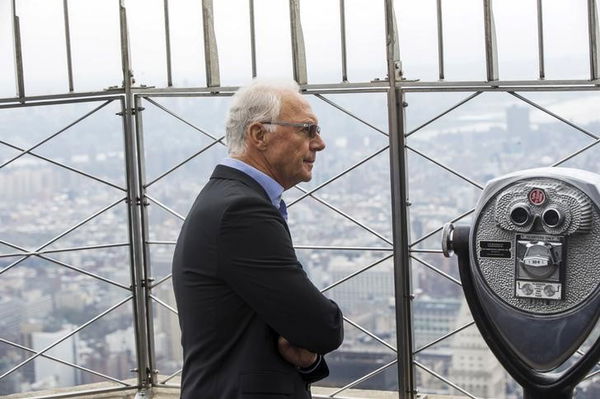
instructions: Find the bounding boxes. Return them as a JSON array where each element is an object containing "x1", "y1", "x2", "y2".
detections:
[{"x1": 280, "y1": 91, "x2": 317, "y2": 121}]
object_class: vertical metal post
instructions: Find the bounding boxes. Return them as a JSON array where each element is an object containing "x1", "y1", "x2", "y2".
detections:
[
  {"x1": 163, "y1": 0, "x2": 173, "y2": 87},
  {"x1": 249, "y1": 0, "x2": 257, "y2": 78},
  {"x1": 384, "y1": 1, "x2": 415, "y2": 398},
  {"x1": 202, "y1": 0, "x2": 220, "y2": 87},
  {"x1": 289, "y1": 0, "x2": 308, "y2": 85},
  {"x1": 536, "y1": 0, "x2": 545, "y2": 80},
  {"x1": 133, "y1": 94, "x2": 157, "y2": 386},
  {"x1": 339, "y1": 0, "x2": 348, "y2": 82},
  {"x1": 483, "y1": 0, "x2": 499, "y2": 81},
  {"x1": 119, "y1": 0, "x2": 153, "y2": 392},
  {"x1": 63, "y1": 0, "x2": 74, "y2": 92},
  {"x1": 11, "y1": 0, "x2": 25, "y2": 100},
  {"x1": 588, "y1": 0, "x2": 600, "y2": 80},
  {"x1": 436, "y1": 0, "x2": 445, "y2": 80}
]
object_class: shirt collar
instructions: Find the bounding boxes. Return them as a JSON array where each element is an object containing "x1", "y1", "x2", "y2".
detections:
[{"x1": 220, "y1": 158, "x2": 284, "y2": 208}]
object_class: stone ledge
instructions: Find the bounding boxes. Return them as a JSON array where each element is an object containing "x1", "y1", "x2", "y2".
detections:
[{"x1": 3, "y1": 380, "x2": 466, "y2": 399}]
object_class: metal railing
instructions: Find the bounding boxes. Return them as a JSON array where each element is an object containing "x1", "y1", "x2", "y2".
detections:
[{"x1": 0, "y1": 96, "x2": 137, "y2": 394}]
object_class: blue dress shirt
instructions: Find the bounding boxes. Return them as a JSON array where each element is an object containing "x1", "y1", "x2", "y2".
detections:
[{"x1": 219, "y1": 158, "x2": 288, "y2": 220}]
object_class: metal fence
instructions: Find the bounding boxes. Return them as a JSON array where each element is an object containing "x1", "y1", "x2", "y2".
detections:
[{"x1": 1, "y1": 0, "x2": 599, "y2": 398}]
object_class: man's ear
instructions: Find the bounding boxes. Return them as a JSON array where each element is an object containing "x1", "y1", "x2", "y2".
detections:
[{"x1": 246, "y1": 122, "x2": 269, "y2": 151}]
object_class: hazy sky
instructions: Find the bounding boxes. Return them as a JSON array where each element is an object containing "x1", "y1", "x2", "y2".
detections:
[{"x1": 0, "y1": 0, "x2": 594, "y2": 98}]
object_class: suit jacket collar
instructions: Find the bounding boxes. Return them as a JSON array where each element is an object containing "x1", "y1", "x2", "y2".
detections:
[
  {"x1": 211, "y1": 164, "x2": 272, "y2": 203},
  {"x1": 219, "y1": 158, "x2": 285, "y2": 209},
  {"x1": 211, "y1": 165, "x2": 291, "y2": 237}
]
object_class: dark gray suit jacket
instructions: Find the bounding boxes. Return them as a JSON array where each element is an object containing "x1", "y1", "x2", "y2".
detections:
[{"x1": 172, "y1": 165, "x2": 344, "y2": 398}]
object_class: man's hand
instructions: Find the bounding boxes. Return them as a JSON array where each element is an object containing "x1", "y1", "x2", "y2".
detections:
[{"x1": 277, "y1": 336, "x2": 318, "y2": 368}]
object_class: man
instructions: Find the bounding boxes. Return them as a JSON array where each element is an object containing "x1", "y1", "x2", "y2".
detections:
[{"x1": 172, "y1": 79, "x2": 344, "y2": 399}]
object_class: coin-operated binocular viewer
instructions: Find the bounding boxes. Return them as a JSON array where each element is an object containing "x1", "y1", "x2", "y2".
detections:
[{"x1": 442, "y1": 168, "x2": 600, "y2": 399}]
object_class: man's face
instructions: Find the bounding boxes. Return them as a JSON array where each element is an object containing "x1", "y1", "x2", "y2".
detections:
[{"x1": 263, "y1": 92, "x2": 326, "y2": 189}]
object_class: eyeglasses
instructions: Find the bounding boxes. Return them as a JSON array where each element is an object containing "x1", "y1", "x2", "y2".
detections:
[{"x1": 261, "y1": 121, "x2": 321, "y2": 139}]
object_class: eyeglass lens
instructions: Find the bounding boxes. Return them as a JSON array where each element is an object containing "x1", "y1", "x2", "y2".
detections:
[{"x1": 307, "y1": 124, "x2": 320, "y2": 138}]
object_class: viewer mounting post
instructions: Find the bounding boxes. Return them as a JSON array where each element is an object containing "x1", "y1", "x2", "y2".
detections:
[{"x1": 384, "y1": 1, "x2": 416, "y2": 398}]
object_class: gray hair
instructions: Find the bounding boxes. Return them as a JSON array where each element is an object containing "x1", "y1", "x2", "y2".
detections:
[{"x1": 225, "y1": 79, "x2": 300, "y2": 155}]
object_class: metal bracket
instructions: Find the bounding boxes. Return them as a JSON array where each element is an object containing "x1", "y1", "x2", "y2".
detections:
[
  {"x1": 392, "y1": 61, "x2": 403, "y2": 82},
  {"x1": 116, "y1": 107, "x2": 145, "y2": 116},
  {"x1": 106, "y1": 84, "x2": 153, "y2": 91},
  {"x1": 141, "y1": 277, "x2": 155, "y2": 288},
  {"x1": 134, "y1": 388, "x2": 152, "y2": 398}
]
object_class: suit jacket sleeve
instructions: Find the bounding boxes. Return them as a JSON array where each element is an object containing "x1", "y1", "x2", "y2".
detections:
[
  {"x1": 217, "y1": 196, "x2": 344, "y2": 356},
  {"x1": 298, "y1": 354, "x2": 330, "y2": 383}
]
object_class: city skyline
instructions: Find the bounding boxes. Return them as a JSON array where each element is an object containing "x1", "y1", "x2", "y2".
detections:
[
  {"x1": 2, "y1": 1, "x2": 600, "y2": 396},
  {"x1": 2, "y1": 92, "x2": 600, "y2": 397}
]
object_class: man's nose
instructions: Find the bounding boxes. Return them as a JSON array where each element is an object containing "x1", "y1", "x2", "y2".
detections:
[{"x1": 311, "y1": 134, "x2": 326, "y2": 151}]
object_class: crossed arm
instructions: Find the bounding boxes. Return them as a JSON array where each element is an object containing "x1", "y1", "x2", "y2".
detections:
[
  {"x1": 217, "y1": 199, "x2": 343, "y2": 375},
  {"x1": 278, "y1": 336, "x2": 318, "y2": 366}
]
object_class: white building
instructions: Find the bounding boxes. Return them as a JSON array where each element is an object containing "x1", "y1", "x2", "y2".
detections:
[
  {"x1": 449, "y1": 300, "x2": 507, "y2": 399},
  {"x1": 31, "y1": 326, "x2": 80, "y2": 389}
]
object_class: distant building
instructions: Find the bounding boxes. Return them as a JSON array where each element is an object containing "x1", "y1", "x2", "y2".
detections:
[
  {"x1": 0, "y1": 297, "x2": 25, "y2": 341},
  {"x1": 413, "y1": 296, "x2": 461, "y2": 350},
  {"x1": 321, "y1": 350, "x2": 397, "y2": 390},
  {"x1": 155, "y1": 284, "x2": 183, "y2": 371},
  {"x1": 31, "y1": 326, "x2": 80, "y2": 389},
  {"x1": 328, "y1": 254, "x2": 395, "y2": 342},
  {"x1": 413, "y1": 296, "x2": 461, "y2": 395},
  {"x1": 449, "y1": 300, "x2": 507, "y2": 399},
  {"x1": 106, "y1": 326, "x2": 136, "y2": 354},
  {"x1": 0, "y1": 163, "x2": 60, "y2": 201},
  {"x1": 328, "y1": 254, "x2": 394, "y2": 312}
]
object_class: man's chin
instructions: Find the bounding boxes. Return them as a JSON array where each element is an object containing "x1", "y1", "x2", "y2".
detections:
[
  {"x1": 294, "y1": 176, "x2": 311, "y2": 186},
  {"x1": 302, "y1": 171, "x2": 313, "y2": 182}
]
